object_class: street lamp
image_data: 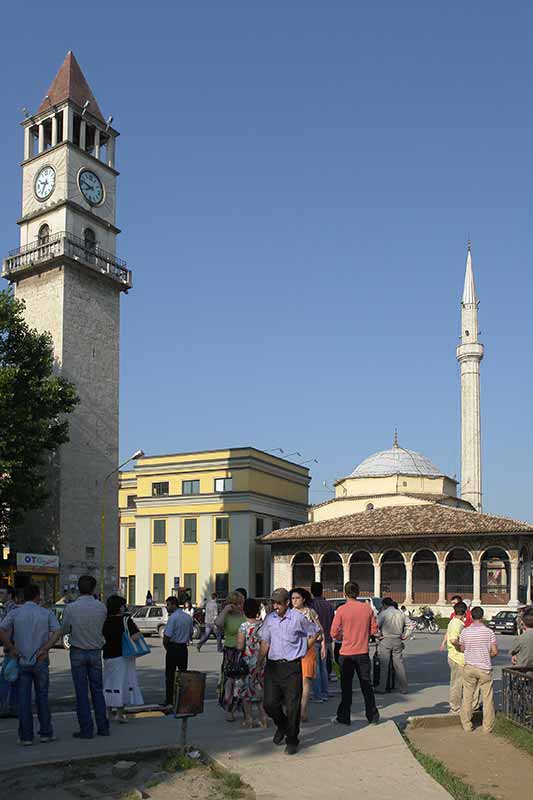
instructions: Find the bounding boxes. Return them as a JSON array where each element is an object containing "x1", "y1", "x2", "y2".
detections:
[{"x1": 100, "y1": 449, "x2": 144, "y2": 597}]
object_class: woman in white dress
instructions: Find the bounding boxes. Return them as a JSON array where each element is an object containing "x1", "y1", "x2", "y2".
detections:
[{"x1": 103, "y1": 595, "x2": 144, "y2": 722}]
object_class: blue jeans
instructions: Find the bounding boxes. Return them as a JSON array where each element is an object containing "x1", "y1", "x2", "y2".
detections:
[
  {"x1": 70, "y1": 648, "x2": 109, "y2": 736},
  {"x1": 18, "y1": 660, "x2": 53, "y2": 742},
  {"x1": 312, "y1": 643, "x2": 329, "y2": 700}
]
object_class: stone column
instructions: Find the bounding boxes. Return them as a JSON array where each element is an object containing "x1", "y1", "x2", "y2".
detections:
[
  {"x1": 438, "y1": 560, "x2": 446, "y2": 605},
  {"x1": 63, "y1": 107, "x2": 73, "y2": 142},
  {"x1": 343, "y1": 561, "x2": 350, "y2": 587},
  {"x1": 94, "y1": 127, "x2": 101, "y2": 159},
  {"x1": 404, "y1": 559, "x2": 413, "y2": 605},
  {"x1": 107, "y1": 136, "x2": 115, "y2": 168},
  {"x1": 509, "y1": 560, "x2": 520, "y2": 607},
  {"x1": 373, "y1": 560, "x2": 381, "y2": 597},
  {"x1": 51, "y1": 115, "x2": 58, "y2": 147},
  {"x1": 314, "y1": 561, "x2": 321, "y2": 583},
  {"x1": 38, "y1": 123, "x2": 44, "y2": 154},
  {"x1": 24, "y1": 127, "x2": 31, "y2": 160},
  {"x1": 79, "y1": 119, "x2": 87, "y2": 151},
  {"x1": 472, "y1": 561, "x2": 481, "y2": 605}
]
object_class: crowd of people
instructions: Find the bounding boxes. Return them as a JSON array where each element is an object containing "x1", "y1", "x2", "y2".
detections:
[{"x1": 1, "y1": 577, "x2": 532, "y2": 755}]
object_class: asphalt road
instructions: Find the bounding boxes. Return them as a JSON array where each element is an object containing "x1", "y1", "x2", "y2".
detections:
[{"x1": 44, "y1": 630, "x2": 516, "y2": 712}]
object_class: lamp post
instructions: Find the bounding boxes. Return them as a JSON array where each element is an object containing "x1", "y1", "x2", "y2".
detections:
[{"x1": 100, "y1": 449, "x2": 144, "y2": 598}]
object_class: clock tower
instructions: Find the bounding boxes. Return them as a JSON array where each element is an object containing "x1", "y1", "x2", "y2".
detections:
[{"x1": 2, "y1": 52, "x2": 132, "y2": 596}]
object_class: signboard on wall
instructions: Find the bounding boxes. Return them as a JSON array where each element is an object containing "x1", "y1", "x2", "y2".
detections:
[{"x1": 16, "y1": 553, "x2": 60, "y2": 573}]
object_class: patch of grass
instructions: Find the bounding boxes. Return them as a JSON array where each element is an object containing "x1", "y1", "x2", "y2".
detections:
[
  {"x1": 161, "y1": 750, "x2": 200, "y2": 772},
  {"x1": 494, "y1": 716, "x2": 533, "y2": 758},
  {"x1": 407, "y1": 741, "x2": 497, "y2": 800},
  {"x1": 211, "y1": 766, "x2": 246, "y2": 799}
]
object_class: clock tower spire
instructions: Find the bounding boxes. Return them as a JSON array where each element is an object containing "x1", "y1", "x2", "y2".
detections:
[{"x1": 2, "y1": 53, "x2": 132, "y2": 596}]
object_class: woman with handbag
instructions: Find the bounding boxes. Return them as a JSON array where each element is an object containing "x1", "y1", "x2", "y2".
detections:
[
  {"x1": 215, "y1": 591, "x2": 246, "y2": 722},
  {"x1": 236, "y1": 598, "x2": 268, "y2": 729},
  {"x1": 102, "y1": 595, "x2": 144, "y2": 722}
]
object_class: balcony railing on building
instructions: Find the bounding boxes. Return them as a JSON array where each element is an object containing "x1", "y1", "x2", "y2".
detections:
[{"x1": 2, "y1": 231, "x2": 132, "y2": 289}]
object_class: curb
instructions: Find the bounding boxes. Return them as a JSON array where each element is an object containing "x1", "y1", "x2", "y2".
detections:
[
  {"x1": 0, "y1": 744, "x2": 176, "y2": 775},
  {"x1": 405, "y1": 711, "x2": 483, "y2": 731}
]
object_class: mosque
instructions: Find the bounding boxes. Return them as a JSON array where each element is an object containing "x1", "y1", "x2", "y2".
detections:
[{"x1": 263, "y1": 246, "x2": 533, "y2": 613}]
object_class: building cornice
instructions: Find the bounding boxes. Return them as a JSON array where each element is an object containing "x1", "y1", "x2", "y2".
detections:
[
  {"x1": 21, "y1": 139, "x2": 119, "y2": 176},
  {"x1": 18, "y1": 198, "x2": 121, "y2": 235}
]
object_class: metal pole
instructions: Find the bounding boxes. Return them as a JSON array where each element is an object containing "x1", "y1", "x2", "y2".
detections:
[
  {"x1": 180, "y1": 717, "x2": 188, "y2": 749},
  {"x1": 100, "y1": 475, "x2": 108, "y2": 598}
]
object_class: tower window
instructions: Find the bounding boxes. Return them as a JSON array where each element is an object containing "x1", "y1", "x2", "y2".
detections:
[
  {"x1": 38, "y1": 224, "x2": 50, "y2": 245},
  {"x1": 84, "y1": 228, "x2": 96, "y2": 263}
]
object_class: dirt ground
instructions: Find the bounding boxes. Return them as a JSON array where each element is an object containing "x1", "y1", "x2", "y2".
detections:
[
  {"x1": 407, "y1": 725, "x2": 533, "y2": 800},
  {"x1": 1, "y1": 751, "x2": 254, "y2": 800}
]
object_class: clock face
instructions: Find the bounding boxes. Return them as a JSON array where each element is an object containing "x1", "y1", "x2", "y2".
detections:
[
  {"x1": 34, "y1": 166, "x2": 56, "y2": 201},
  {"x1": 78, "y1": 169, "x2": 104, "y2": 206}
]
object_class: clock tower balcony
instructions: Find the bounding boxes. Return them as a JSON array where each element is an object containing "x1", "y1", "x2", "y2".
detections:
[{"x1": 2, "y1": 231, "x2": 132, "y2": 290}]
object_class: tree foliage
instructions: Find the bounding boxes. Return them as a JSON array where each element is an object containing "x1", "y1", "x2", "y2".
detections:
[{"x1": 0, "y1": 290, "x2": 78, "y2": 541}]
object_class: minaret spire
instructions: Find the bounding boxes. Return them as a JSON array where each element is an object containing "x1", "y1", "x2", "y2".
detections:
[{"x1": 456, "y1": 241, "x2": 484, "y2": 511}]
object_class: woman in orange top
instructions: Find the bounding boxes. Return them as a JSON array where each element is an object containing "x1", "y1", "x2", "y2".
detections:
[{"x1": 289, "y1": 588, "x2": 325, "y2": 722}]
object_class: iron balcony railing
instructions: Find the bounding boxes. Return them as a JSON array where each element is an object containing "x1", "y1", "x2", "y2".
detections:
[{"x1": 2, "y1": 231, "x2": 132, "y2": 288}]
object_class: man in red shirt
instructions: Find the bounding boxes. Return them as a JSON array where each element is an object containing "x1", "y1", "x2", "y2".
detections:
[
  {"x1": 330, "y1": 581, "x2": 379, "y2": 726},
  {"x1": 450, "y1": 595, "x2": 473, "y2": 626}
]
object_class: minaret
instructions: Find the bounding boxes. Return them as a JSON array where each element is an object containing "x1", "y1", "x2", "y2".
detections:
[{"x1": 456, "y1": 242, "x2": 484, "y2": 511}]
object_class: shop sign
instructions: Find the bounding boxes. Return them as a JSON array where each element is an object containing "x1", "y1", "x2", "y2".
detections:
[{"x1": 16, "y1": 553, "x2": 60, "y2": 573}]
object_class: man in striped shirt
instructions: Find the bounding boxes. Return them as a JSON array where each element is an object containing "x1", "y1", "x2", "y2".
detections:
[{"x1": 454, "y1": 606, "x2": 498, "y2": 733}]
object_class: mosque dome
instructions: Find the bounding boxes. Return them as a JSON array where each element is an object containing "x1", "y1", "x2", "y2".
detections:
[{"x1": 350, "y1": 437, "x2": 444, "y2": 479}]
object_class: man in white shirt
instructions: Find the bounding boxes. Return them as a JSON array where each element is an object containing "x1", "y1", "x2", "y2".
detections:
[
  {"x1": 0, "y1": 584, "x2": 61, "y2": 745},
  {"x1": 61, "y1": 575, "x2": 108, "y2": 738},
  {"x1": 196, "y1": 593, "x2": 221, "y2": 652}
]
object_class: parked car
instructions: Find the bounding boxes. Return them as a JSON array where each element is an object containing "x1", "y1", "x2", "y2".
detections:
[
  {"x1": 49, "y1": 604, "x2": 71, "y2": 649},
  {"x1": 131, "y1": 605, "x2": 169, "y2": 637},
  {"x1": 488, "y1": 611, "x2": 519, "y2": 635},
  {"x1": 131, "y1": 604, "x2": 203, "y2": 639},
  {"x1": 327, "y1": 596, "x2": 383, "y2": 616}
]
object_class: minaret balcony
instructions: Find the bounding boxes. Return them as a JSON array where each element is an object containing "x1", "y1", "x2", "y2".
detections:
[
  {"x1": 456, "y1": 342, "x2": 484, "y2": 363},
  {"x1": 2, "y1": 231, "x2": 132, "y2": 291}
]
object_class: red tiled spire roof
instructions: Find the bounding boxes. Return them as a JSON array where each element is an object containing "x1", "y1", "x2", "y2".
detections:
[{"x1": 38, "y1": 51, "x2": 105, "y2": 123}]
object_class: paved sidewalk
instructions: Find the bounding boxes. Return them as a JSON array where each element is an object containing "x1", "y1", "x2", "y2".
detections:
[{"x1": 0, "y1": 703, "x2": 450, "y2": 799}]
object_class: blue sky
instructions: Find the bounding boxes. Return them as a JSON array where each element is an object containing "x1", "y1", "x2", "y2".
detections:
[{"x1": 1, "y1": 1, "x2": 531, "y2": 517}]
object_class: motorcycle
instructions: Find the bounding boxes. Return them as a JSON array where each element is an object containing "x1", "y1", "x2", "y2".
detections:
[{"x1": 414, "y1": 607, "x2": 439, "y2": 634}]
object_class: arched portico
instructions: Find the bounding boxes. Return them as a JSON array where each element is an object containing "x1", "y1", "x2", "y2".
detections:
[
  {"x1": 292, "y1": 552, "x2": 314, "y2": 589},
  {"x1": 380, "y1": 550, "x2": 405, "y2": 603},
  {"x1": 445, "y1": 548, "x2": 473, "y2": 601},
  {"x1": 349, "y1": 551, "x2": 374, "y2": 596},
  {"x1": 481, "y1": 547, "x2": 510, "y2": 605},
  {"x1": 412, "y1": 549, "x2": 439, "y2": 604},
  {"x1": 321, "y1": 551, "x2": 344, "y2": 594}
]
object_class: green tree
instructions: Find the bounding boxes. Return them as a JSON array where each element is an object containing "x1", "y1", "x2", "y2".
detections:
[{"x1": 0, "y1": 290, "x2": 78, "y2": 542}]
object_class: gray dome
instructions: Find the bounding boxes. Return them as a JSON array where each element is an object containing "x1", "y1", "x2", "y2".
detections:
[{"x1": 350, "y1": 445, "x2": 443, "y2": 478}]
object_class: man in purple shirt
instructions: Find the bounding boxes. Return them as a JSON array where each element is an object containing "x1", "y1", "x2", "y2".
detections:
[{"x1": 258, "y1": 588, "x2": 319, "y2": 755}]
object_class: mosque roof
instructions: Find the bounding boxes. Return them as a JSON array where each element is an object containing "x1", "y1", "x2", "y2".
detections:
[
  {"x1": 38, "y1": 51, "x2": 105, "y2": 123},
  {"x1": 348, "y1": 438, "x2": 447, "y2": 480},
  {"x1": 261, "y1": 503, "x2": 533, "y2": 542}
]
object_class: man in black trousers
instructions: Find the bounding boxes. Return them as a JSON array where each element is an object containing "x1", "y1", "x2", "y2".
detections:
[
  {"x1": 163, "y1": 596, "x2": 193, "y2": 708},
  {"x1": 258, "y1": 588, "x2": 319, "y2": 756}
]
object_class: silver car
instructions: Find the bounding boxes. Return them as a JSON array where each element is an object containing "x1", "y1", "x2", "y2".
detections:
[{"x1": 131, "y1": 605, "x2": 168, "y2": 637}]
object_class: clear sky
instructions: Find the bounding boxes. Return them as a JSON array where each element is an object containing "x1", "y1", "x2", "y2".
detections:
[{"x1": 1, "y1": 1, "x2": 531, "y2": 518}]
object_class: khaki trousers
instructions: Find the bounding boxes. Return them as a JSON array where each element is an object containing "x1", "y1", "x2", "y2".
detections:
[
  {"x1": 448, "y1": 658, "x2": 481, "y2": 713},
  {"x1": 460, "y1": 664, "x2": 495, "y2": 733}
]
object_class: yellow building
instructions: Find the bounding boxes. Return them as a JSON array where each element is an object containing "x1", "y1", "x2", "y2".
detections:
[{"x1": 118, "y1": 447, "x2": 310, "y2": 605}]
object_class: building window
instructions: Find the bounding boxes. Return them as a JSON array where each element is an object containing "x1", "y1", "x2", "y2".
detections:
[
  {"x1": 215, "y1": 518, "x2": 229, "y2": 542},
  {"x1": 153, "y1": 574, "x2": 165, "y2": 603},
  {"x1": 153, "y1": 519, "x2": 167, "y2": 544},
  {"x1": 128, "y1": 575, "x2": 136, "y2": 606},
  {"x1": 256, "y1": 573, "x2": 264, "y2": 597},
  {"x1": 184, "y1": 518, "x2": 197, "y2": 544},
  {"x1": 184, "y1": 573, "x2": 197, "y2": 604},
  {"x1": 214, "y1": 477, "x2": 233, "y2": 492},
  {"x1": 128, "y1": 527, "x2": 136, "y2": 549},
  {"x1": 127, "y1": 494, "x2": 137, "y2": 508},
  {"x1": 182, "y1": 480, "x2": 200, "y2": 495},
  {"x1": 215, "y1": 573, "x2": 229, "y2": 597},
  {"x1": 152, "y1": 481, "x2": 169, "y2": 497},
  {"x1": 38, "y1": 223, "x2": 50, "y2": 245},
  {"x1": 85, "y1": 546, "x2": 95, "y2": 560},
  {"x1": 255, "y1": 517, "x2": 264, "y2": 537},
  {"x1": 272, "y1": 520, "x2": 281, "y2": 531}
]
